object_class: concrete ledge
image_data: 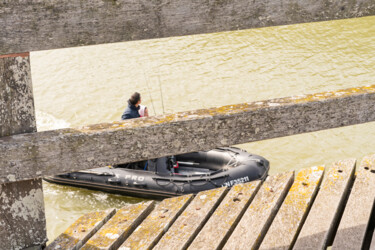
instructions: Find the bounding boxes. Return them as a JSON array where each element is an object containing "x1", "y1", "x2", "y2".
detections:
[
  {"x1": 0, "y1": 85, "x2": 375, "y2": 184},
  {"x1": 1, "y1": 0, "x2": 375, "y2": 54}
]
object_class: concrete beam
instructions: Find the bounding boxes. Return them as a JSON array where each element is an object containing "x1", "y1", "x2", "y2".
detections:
[
  {"x1": 1, "y1": 85, "x2": 375, "y2": 185},
  {"x1": 0, "y1": 53, "x2": 36, "y2": 136},
  {"x1": 0, "y1": 54, "x2": 47, "y2": 249},
  {"x1": 1, "y1": 0, "x2": 375, "y2": 54}
]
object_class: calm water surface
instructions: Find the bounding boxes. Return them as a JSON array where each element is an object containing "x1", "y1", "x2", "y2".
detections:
[{"x1": 30, "y1": 16, "x2": 375, "y2": 242}]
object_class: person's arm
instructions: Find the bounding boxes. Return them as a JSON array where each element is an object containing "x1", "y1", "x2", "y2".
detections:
[{"x1": 144, "y1": 107, "x2": 149, "y2": 117}]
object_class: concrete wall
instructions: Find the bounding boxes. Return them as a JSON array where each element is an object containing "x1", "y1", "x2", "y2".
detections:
[
  {"x1": 0, "y1": 54, "x2": 47, "y2": 249},
  {"x1": 1, "y1": 0, "x2": 375, "y2": 54},
  {"x1": 1, "y1": 84, "x2": 375, "y2": 185}
]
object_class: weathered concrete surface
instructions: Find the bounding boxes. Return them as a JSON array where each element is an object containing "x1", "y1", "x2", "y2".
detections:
[
  {"x1": 332, "y1": 155, "x2": 375, "y2": 250},
  {"x1": 1, "y1": 85, "x2": 375, "y2": 184},
  {"x1": 189, "y1": 181, "x2": 261, "y2": 250},
  {"x1": 0, "y1": 179, "x2": 47, "y2": 250},
  {"x1": 223, "y1": 171, "x2": 294, "y2": 249},
  {"x1": 46, "y1": 208, "x2": 116, "y2": 250},
  {"x1": 293, "y1": 159, "x2": 356, "y2": 250},
  {"x1": 0, "y1": 53, "x2": 36, "y2": 136},
  {"x1": 0, "y1": 54, "x2": 47, "y2": 249},
  {"x1": 260, "y1": 166, "x2": 324, "y2": 250},
  {"x1": 1, "y1": 1, "x2": 375, "y2": 54}
]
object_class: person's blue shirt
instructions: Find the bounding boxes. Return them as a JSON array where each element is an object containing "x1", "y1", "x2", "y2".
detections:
[{"x1": 121, "y1": 101, "x2": 140, "y2": 120}]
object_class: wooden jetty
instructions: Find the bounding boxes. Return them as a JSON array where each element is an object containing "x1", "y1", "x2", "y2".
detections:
[{"x1": 46, "y1": 154, "x2": 375, "y2": 249}]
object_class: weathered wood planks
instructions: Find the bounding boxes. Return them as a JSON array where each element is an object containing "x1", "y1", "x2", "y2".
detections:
[
  {"x1": 260, "y1": 166, "x2": 325, "y2": 250},
  {"x1": 44, "y1": 157, "x2": 375, "y2": 249},
  {"x1": 81, "y1": 201, "x2": 154, "y2": 250},
  {"x1": 223, "y1": 171, "x2": 294, "y2": 249},
  {"x1": 120, "y1": 194, "x2": 193, "y2": 250},
  {"x1": 2, "y1": 85, "x2": 375, "y2": 185},
  {"x1": 153, "y1": 187, "x2": 228, "y2": 250},
  {"x1": 2, "y1": 1, "x2": 375, "y2": 54},
  {"x1": 293, "y1": 159, "x2": 356, "y2": 250},
  {"x1": 189, "y1": 181, "x2": 261, "y2": 250},
  {"x1": 0, "y1": 54, "x2": 47, "y2": 249},
  {"x1": 46, "y1": 208, "x2": 116, "y2": 250},
  {"x1": 332, "y1": 155, "x2": 375, "y2": 249}
]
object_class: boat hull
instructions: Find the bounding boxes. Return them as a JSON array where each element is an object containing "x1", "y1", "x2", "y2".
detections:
[{"x1": 44, "y1": 147, "x2": 270, "y2": 199}]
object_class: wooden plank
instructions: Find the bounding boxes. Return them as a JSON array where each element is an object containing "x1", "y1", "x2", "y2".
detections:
[
  {"x1": 153, "y1": 187, "x2": 228, "y2": 250},
  {"x1": 119, "y1": 194, "x2": 193, "y2": 250},
  {"x1": 260, "y1": 166, "x2": 325, "y2": 250},
  {"x1": 80, "y1": 201, "x2": 155, "y2": 250},
  {"x1": 293, "y1": 159, "x2": 356, "y2": 250},
  {"x1": 46, "y1": 208, "x2": 116, "y2": 250},
  {"x1": 332, "y1": 155, "x2": 375, "y2": 249},
  {"x1": 223, "y1": 171, "x2": 294, "y2": 249},
  {"x1": 2, "y1": 85, "x2": 375, "y2": 185},
  {"x1": 0, "y1": 53, "x2": 47, "y2": 249},
  {"x1": 371, "y1": 229, "x2": 375, "y2": 250},
  {"x1": 189, "y1": 181, "x2": 262, "y2": 250},
  {"x1": 2, "y1": 1, "x2": 375, "y2": 54}
]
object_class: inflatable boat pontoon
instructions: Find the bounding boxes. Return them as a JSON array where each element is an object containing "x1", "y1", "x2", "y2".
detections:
[{"x1": 44, "y1": 147, "x2": 270, "y2": 199}]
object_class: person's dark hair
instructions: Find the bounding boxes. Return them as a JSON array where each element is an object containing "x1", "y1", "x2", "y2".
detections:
[{"x1": 129, "y1": 92, "x2": 141, "y2": 105}]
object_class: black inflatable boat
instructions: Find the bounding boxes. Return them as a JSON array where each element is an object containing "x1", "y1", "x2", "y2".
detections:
[{"x1": 44, "y1": 147, "x2": 269, "y2": 199}]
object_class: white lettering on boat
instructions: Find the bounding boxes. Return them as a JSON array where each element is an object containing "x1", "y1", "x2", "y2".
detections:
[
  {"x1": 124, "y1": 175, "x2": 145, "y2": 182},
  {"x1": 222, "y1": 176, "x2": 250, "y2": 187},
  {"x1": 138, "y1": 176, "x2": 145, "y2": 182}
]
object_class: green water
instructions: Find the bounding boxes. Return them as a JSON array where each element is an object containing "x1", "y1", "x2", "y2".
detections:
[{"x1": 30, "y1": 16, "x2": 375, "y2": 242}]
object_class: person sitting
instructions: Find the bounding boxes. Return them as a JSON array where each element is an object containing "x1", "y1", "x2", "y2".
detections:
[
  {"x1": 118, "y1": 92, "x2": 149, "y2": 170},
  {"x1": 121, "y1": 92, "x2": 141, "y2": 120}
]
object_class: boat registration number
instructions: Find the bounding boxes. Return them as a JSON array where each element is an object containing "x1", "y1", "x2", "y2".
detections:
[{"x1": 222, "y1": 176, "x2": 250, "y2": 187}]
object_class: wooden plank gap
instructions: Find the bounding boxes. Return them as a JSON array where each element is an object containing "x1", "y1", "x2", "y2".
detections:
[
  {"x1": 367, "y1": 199, "x2": 375, "y2": 250},
  {"x1": 153, "y1": 186, "x2": 228, "y2": 250},
  {"x1": 332, "y1": 154, "x2": 375, "y2": 249},
  {"x1": 119, "y1": 194, "x2": 194, "y2": 250},
  {"x1": 260, "y1": 166, "x2": 325, "y2": 250},
  {"x1": 293, "y1": 158, "x2": 356, "y2": 250},
  {"x1": 223, "y1": 171, "x2": 295, "y2": 249},
  {"x1": 189, "y1": 180, "x2": 262, "y2": 250},
  {"x1": 81, "y1": 200, "x2": 155, "y2": 250}
]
